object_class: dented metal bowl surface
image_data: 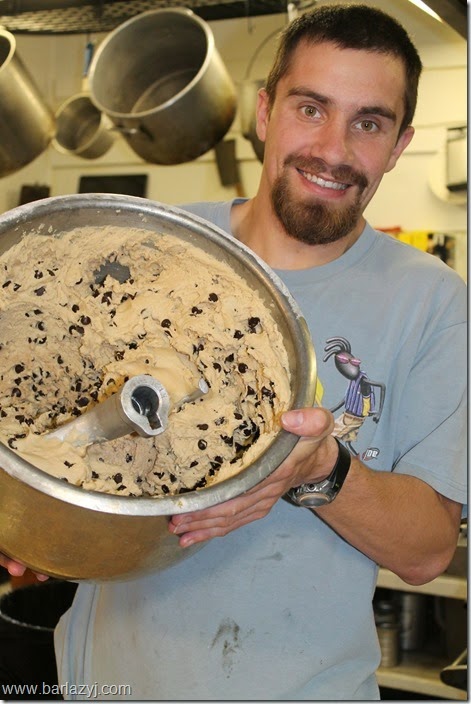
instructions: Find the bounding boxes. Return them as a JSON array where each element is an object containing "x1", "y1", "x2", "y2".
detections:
[{"x1": 0, "y1": 194, "x2": 316, "y2": 582}]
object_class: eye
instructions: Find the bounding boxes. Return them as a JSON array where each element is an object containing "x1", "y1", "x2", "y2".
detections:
[
  {"x1": 302, "y1": 105, "x2": 320, "y2": 119},
  {"x1": 355, "y1": 119, "x2": 379, "y2": 133}
]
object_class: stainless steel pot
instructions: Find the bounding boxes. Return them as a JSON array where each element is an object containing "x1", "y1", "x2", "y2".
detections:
[
  {"x1": 0, "y1": 28, "x2": 55, "y2": 177},
  {"x1": 88, "y1": 9, "x2": 237, "y2": 165},
  {"x1": 0, "y1": 194, "x2": 316, "y2": 582},
  {"x1": 239, "y1": 78, "x2": 265, "y2": 163},
  {"x1": 52, "y1": 93, "x2": 114, "y2": 159}
]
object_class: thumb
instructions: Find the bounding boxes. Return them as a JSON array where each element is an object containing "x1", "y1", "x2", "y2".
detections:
[{"x1": 281, "y1": 406, "x2": 334, "y2": 439}]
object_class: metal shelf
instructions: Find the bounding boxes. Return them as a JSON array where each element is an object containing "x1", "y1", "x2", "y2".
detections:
[
  {"x1": 377, "y1": 650, "x2": 467, "y2": 700},
  {"x1": 376, "y1": 566, "x2": 467, "y2": 700},
  {"x1": 0, "y1": 0, "x2": 288, "y2": 34},
  {"x1": 377, "y1": 568, "x2": 467, "y2": 600}
]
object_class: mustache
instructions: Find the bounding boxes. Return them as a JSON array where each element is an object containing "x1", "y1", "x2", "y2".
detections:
[{"x1": 284, "y1": 154, "x2": 368, "y2": 191}]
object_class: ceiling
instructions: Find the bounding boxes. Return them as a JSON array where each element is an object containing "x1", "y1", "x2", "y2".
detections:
[{"x1": 0, "y1": 0, "x2": 466, "y2": 40}]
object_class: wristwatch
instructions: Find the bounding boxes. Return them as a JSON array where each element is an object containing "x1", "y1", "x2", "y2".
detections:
[{"x1": 286, "y1": 437, "x2": 351, "y2": 508}]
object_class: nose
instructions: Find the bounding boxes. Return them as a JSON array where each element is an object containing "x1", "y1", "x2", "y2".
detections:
[{"x1": 310, "y1": 118, "x2": 352, "y2": 166}]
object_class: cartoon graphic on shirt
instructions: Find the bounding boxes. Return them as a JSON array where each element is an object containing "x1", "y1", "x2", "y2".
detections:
[{"x1": 323, "y1": 337, "x2": 385, "y2": 455}]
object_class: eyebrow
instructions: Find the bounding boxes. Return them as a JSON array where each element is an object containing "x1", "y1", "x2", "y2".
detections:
[{"x1": 286, "y1": 87, "x2": 398, "y2": 124}]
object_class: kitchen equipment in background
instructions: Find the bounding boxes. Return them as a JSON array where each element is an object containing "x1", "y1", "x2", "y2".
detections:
[
  {"x1": 238, "y1": 25, "x2": 283, "y2": 163},
  {"x1": 0, "y1": 193, "x2": 316, "y2": 582},
  {"x1": 0, "y1": 27, "x2": 55, "y2": 178},
  {"x1": 18, "y1": 183, "x2": 50, "y2": 205},
  {"x1": 446, "y1": 126, "x2": 467, "y2": 193},
  {"x1": 78, "y1": 173, "x2": 148, "y2": 197},
  {"x1": 88, "y1": 8, "x2": 237, "y2": 165},
  {"x1": 440, "y1": 649, "x2": 467, "y2": 692},
  {"x1": 52, "y1": 93, "x2": 115, "y2": 159},
  {"x1": 239, "y1": 78, "x2": 265, "y2": 163},
  {"x1": 0, "y1": 580, "x2": 78, "y2": 691},
  {"x1": 399, "y1": 592, "x2": 426, "y2": 651},
  {"x1": 214, "y1": 138, "x2": 245, "y2": 197},
  {"x1": 375, "y1": 597, "x2": 401, "y2": 668}
]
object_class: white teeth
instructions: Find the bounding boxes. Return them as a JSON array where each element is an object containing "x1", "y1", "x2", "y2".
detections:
[{"x1": 301, "y1": 171, "x2": 348, "y2": 190}]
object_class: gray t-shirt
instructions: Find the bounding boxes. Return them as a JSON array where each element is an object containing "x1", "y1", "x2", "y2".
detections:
[{"x1": 55, "y1": 200, "x2": 467, "y2": 700}]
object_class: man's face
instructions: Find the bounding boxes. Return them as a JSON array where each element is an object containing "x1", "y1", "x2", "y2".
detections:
[{"x1": 256, "y1": 40, "x2": 414, "y2": 246}]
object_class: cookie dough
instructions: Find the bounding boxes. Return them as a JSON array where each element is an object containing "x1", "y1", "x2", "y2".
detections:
[{"x1": 0, "y1": 224, "x2": 291, "y2": 496}]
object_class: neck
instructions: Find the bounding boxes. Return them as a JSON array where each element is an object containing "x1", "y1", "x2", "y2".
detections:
[{"x1": 231, "y1": 193, "x2": 366, "y2": 270}]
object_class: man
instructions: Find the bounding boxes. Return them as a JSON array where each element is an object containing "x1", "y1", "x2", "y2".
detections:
[{"x1": 4, "y1": 4, "x2": 467, "y2": 700}]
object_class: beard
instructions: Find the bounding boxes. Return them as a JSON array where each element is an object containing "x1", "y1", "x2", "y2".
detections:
[{"x1": 271, "y1": 156, "x2": 369, "y2": 246}]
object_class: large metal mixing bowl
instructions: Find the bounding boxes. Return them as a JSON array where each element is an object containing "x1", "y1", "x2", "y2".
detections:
[{"x1": 0, "y1": 194, "x2": 316, "y2": 582}]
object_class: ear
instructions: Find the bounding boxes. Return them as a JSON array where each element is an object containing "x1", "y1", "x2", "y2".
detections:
[
  {"x1": 385, "y1": 125, "x2": 415, "y2": 173},
  {"x1": 255, "y1": 88, "x2": 270, "y2": 142}
]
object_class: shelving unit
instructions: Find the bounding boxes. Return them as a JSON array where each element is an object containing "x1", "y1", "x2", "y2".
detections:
[
  {"x1": 377, "y1": 650, "x2": 467, "y2": 700},
  {"x1": 376, "y1": 568, "x2": 467, "y2": 700},
  {"x1": 377, "y1": 568, "x2": 467, "y2": 601}
]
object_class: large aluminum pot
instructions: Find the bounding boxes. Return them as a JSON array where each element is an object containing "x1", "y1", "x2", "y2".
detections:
[
  {"x1": 0, "y1": 28, "x2": 55, "y2": 178},
  {"x1": 52, "y1": 93, "x2": 115, "y2": 160},
  {"x1": 0, "y1": 194, "x2": 316, "y2": 582},
  {"x1": 88, "y1": 9, "x2": 237, "y2": 165}
]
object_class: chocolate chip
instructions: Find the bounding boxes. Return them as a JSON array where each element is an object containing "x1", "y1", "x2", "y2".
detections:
[
  {"x1": 69, "y1": 324, "x2": 84, "y2": 335},
  {"x1": 197, "y1": 423, "x2": 209, "y2": 430},
  {"x1": 198, "y1": 439, "x2": 207, "y2": 450},
  {"x1": 208, "y1": 293, "x2": 218, "y2": 302},
  {"x1": 248, "y1": 316, "x2": 261, "y2": 332}
]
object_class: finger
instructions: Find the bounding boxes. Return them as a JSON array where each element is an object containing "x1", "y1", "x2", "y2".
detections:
[
  {"x1": 172, "y1": 497, "x2": 272, "y2": 535},
  {"x1": 170, "y1": 476, "x2": 282, "y2": 532},
  {"x1": 282, "y1": 406, "x2": 334, "y2": 438},
  {"x1": 175, "y1": 504, "x2": 270, "y2": 547},
  {"x1": 170, "y1": 487, "x2": 278, "y2": 543},
  {"x1": 1, "y1": 558, "x2": 27, "y2": 578}
]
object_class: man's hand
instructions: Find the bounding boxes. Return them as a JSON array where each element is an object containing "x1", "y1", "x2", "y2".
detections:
[
  {"x1": 0, "y1": 553, "x2": 49, "y2": 581},
  {"x1": 169, "y1": 407, "x2": 337, "y2": 547}
]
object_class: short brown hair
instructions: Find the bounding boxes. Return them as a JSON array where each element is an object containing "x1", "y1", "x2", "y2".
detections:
[{"x1": 265, "y1": 4, "x2": 422, "y2": 135}]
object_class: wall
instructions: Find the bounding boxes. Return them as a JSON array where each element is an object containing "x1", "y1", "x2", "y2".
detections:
[{"x1": 0, "y1": 11, "x2": 467, "y2": 276}]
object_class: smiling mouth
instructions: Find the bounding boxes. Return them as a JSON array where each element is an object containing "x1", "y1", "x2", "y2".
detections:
[{"x1": 299, "y1": 169, "x2": 349, "y2": 191}]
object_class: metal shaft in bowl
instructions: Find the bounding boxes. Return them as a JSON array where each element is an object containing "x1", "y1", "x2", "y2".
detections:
[{"x1": 45, "y1": 374, "x2": 208, "y2": 447}]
